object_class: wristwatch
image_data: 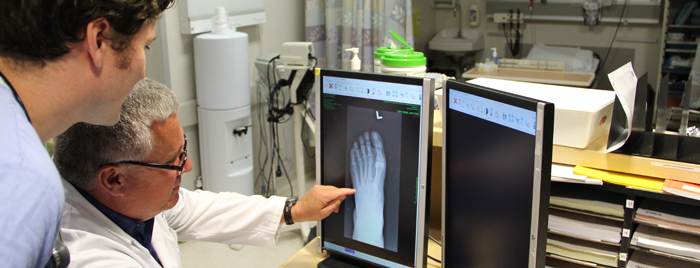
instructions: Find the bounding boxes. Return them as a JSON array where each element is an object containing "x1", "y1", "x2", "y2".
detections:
[{"x1": 284, "y1": 197, "x2": 298, "y2": 225}]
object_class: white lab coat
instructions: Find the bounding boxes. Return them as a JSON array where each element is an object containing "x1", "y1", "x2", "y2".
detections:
[{"x1": 60, "y1": 179, "x2": 286, "y2": 267}]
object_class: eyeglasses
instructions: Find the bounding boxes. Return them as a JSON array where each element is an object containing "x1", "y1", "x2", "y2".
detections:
[{"x1": 102, "y1": 134, "x2": 188, "y2": 176}]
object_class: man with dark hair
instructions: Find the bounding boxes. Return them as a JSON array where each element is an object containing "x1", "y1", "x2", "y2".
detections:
[
  {"x1": 0, "y1": 1, "x2": 173, "y2": 267},
  {"x1": 53, "y1": 78, "x2": 355, "y2": 266}
]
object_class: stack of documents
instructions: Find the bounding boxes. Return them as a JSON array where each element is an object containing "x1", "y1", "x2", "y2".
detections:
[
  {"x1": 627, "y1": 251, "x2": 700, "y2": 268},
  {"x1": 550, "y1": 182, "x2": 624, "y2": 218},
  {"x1": 548, "y1": 210, "x2": 622, "y2": 243},
  {"x1": 663, "y1": 179, "x2": 700, "y2": 202},
  {"x1": 631, "y1": 225, "x2": 700, "y2": 261},
  {"x1": 573, "y1": 166, "x2": 665, "y2": 191},
  {"x1": 546, "y1": 234, "x2": 619, "y2": 267},
  {"x1": 550, "y1": 196, "x2": 624, "y2": 218},
  {"x1": 635, "y1": 199, "x2": 700, "y2": 236},
  {"x1": 551, "y1": 164, "x2": 602, "y2": 185}
]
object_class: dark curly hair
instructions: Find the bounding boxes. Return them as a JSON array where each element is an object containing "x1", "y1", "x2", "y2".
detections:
[{"x1": 0, "y1": 0, "x2": 174, "y2": 65}]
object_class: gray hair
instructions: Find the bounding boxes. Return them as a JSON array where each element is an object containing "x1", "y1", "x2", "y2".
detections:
[{"x1": 53, "y1": 78, "x2": 180, "y2": 189}]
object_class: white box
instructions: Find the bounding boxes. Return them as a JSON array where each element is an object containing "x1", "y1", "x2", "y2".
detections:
[{"x1": 466, "y1": 78, "x2": 615, "y2": 148}]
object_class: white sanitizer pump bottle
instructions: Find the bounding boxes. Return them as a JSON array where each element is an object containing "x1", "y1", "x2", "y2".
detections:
[
  {"x1": 489, "y1": 47, "x2": 499, "y2": 65},
  {"x1": 346, "y1": 47, "x2": 361, "y2": 71},
  {"x1": 469, "y1": 4, "x2": 479, "y2": 26}
]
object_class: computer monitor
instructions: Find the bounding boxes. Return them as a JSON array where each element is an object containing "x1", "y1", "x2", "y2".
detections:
[
  {"x1": 315, "y1": 69, "x2": 434, "y2": 268},
  {"x1": 442, "y1": 79, "x2": 554, "y2": 268}
]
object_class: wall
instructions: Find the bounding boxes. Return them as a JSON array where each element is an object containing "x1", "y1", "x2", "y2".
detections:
[
  {"x1": 413, "y1": 0, "x2": 663, "y2": 88},
  {"x1": 145, "y1": 0, "x2": 662, "y2": 191},
  {"x1": 146, "y1": 0, "x2": 306, "y2": 191}
]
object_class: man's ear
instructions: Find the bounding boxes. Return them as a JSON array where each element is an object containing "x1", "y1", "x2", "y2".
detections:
[
  {"x1": 96, "y1": 165, "x2": 127, "y2": 197},
  {"x1": 85, "y1": 18, "x2": 110, "y2": 69}
]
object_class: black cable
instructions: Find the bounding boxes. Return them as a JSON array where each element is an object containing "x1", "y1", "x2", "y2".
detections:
[
  {"x1": 276, "y1": 145, "x2": 294, "y2": 197},
  {"x1": 258, "y1": 56, "x2": 282, "y2": 196},
  {"x1": 503, "y1": 23, "x2": 511, "y2": 55},
  {"x1": 600, "y1": 0, "x2": 629, "y2": 74},
  {"x1": 515, "y1": 9, "x2": 521, "y2": 57},
  {"x1": 264, "y1": 55, "x2": 318, "y2": 197},
  {"x1": 296, "y1": 97, "x2": 316, "y2": 159},
  {"x1": 306, "y1": 107, "x2": 315, "y2": 121},
  {"x1": 503, "y1": 9, "x2": 522, "y2": 58},
  {"x1": 267, "y1": 56, "x2": 280, "y2": 92},
  {"x1": 255, "y1": 89, "x2": 269, "y2": 189},
  {"x1": 273, "y1": 122, "x2": 294, "y2": 197},
  {"x1": 267, "y1": 144, "x2": 275, "y2": 197},
  {"x1": 311, "y1": 56, "x2": 318, "y2": 70}
]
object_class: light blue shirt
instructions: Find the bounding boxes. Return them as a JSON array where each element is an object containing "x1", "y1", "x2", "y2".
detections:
[{"x1": 0, "y1": 81, "x2": 64, "y2": 267}]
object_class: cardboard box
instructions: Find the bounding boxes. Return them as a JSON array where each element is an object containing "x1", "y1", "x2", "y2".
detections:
[{"x1": 467, "y1": 78, "x2": 615, "y2": 148}]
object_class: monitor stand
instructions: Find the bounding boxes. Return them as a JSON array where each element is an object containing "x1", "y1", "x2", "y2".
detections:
[{"x1": 317, "y1": 256, "x2": 382, "y2": 268}]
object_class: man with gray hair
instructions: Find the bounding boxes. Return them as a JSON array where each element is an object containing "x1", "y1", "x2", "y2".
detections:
[{"x1": 53, "y1": 78, "x2": 355, "y2": 267}]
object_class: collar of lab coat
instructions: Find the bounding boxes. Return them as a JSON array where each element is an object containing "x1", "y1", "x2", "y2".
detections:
[{"x1": 62, "y1": 179, "x2": 180, "y2": 268}]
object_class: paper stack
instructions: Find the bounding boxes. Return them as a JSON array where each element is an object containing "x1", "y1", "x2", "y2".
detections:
[
  {"x1": 546, "y1": 234, "x2": 619, "y2": 267},
  {"x1": 551, "y1": 164, "x2": 602, "y2": 185},
  {"x1": 550, "y1": 182, "x2": 624, "y2": 218},
  {"x1": 573, "y1": 166, "x2": 664, "y2": 192},
  {"x1": 663, "y1": 179, "x2": 700, "y2": 202},
  {"x1": 549, "y1": 210, "x2": 622, "y2": 243},
  {"x1": 627, "y1": 251, "x2": 700, "y2": 268},
  {"x1": 631, "y1": 225, "x2": 700, "y2": 261},
  {"x1": 635, "y1": 199, "x2": 700, "y2": 236}
]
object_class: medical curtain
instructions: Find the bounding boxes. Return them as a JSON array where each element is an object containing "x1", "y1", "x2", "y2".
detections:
[{"x1": 305, "y1": 0, "x2": 413, "y2": 72}]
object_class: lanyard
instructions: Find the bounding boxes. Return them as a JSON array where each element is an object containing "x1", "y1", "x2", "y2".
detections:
[{"x1": 0, "y1": 71, "x2": 31, "y2": 124}]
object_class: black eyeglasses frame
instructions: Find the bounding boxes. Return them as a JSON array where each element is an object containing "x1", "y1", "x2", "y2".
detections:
[{"x1": 101, "y1": 134, "x2": 188, "y2": 176}]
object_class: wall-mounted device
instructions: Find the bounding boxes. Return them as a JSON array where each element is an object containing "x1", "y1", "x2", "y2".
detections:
[
  {"x1": 280, "y1": 42, "x2": 315, "y2": 66},
  {"x1": 179, "y1": 0, "x2": 265, "y2": 34}
]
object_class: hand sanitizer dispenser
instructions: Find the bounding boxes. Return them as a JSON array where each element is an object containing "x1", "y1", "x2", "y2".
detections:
[
  {"x1": 489, "y1": 47, "x2": 499, "y2": 65},
  {"x1": 477, "y1": 47, "x2": 499, "y2": 72},
  {"x1": 345, "y1": 47, "x2": 361, "y2": 71}
]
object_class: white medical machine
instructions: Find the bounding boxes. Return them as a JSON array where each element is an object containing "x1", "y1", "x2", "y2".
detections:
[{"x1": 194, "y1": 7, "x2": 254, "y2": 195}]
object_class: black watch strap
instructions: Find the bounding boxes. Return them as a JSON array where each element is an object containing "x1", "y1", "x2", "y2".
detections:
[{"x1": 284, "y1": 197, "x2": 297, "y2": 225}]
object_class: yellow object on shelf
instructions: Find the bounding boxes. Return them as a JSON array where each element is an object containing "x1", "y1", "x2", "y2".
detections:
[{"x1": 573, "y1": 165, "x2": 665, "y2": 191}]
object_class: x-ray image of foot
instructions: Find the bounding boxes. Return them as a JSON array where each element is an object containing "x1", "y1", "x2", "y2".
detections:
[{"x1": 350, "y1": 131, "x2": 386, "y2": 248}]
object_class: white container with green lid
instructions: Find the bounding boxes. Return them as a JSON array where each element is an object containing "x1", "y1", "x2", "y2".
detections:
[
  {"x1": 374, "y1": 47, "x2": 395, "y2": 73},
  {"x1": 381, "y1": 50, "x2": 427, "y2": 77},
  {"x1": 379, "y1": 31, "x2": 427, "y2": 77},
  {"x1": 374, "y1": 46, "x2": 412, "y2": 73}
]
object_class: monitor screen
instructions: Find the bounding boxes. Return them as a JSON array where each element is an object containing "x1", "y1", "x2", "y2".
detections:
[
  {"x1": 315, "y1": 69, "x2": 434, "y2": 268},
  {"x1": 442, "y1": 79, "x2": 554, "y2": 268}
]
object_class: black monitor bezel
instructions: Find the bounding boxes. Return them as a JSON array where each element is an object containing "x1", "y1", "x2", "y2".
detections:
[
  {"x1": 441, "y1": 79, "x2": 553, "y2": 268},
  {"x1": 315, "y1": 69, "x2": 434, "y2": 268}
]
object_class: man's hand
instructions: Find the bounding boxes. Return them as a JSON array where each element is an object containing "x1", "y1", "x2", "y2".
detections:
[{"x1": 288, "y1": 185, "x2": 356, "y2": 223}]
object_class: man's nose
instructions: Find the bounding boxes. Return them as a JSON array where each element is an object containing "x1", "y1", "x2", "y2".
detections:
[{"x1": 183, "y1": 157, "x2": 194, "y2": 174}]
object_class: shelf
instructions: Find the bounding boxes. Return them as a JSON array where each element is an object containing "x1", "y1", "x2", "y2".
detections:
[
  {"x1": 550, "y1": 205, "x2": 624, "y2": 222},
  {"x1": 665, "y1": 48, "x2": 697, "y2": 53},
  {"x1": 668, "y1": 24, "x2": 700, "y2": 29},
  {"x1": 662, "y1": 66, "x2": 691, "y2": 75},
  {"x1": 629, "y1": 245, "x2": 700, "y2": 265},
  {"x1": 666, "y1": 40, "x2": 699, "y2": 45},
  {"x1": 555, "y1": 182, "x2": 700, "y2": 207},
  {"x1": 548, "y1": 231, "x2": 622, "y2": 247}
]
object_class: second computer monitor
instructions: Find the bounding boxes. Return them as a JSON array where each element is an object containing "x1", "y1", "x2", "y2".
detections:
[{"x1": 442, "y1": 79, "x2": 554, "y2": 268}]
